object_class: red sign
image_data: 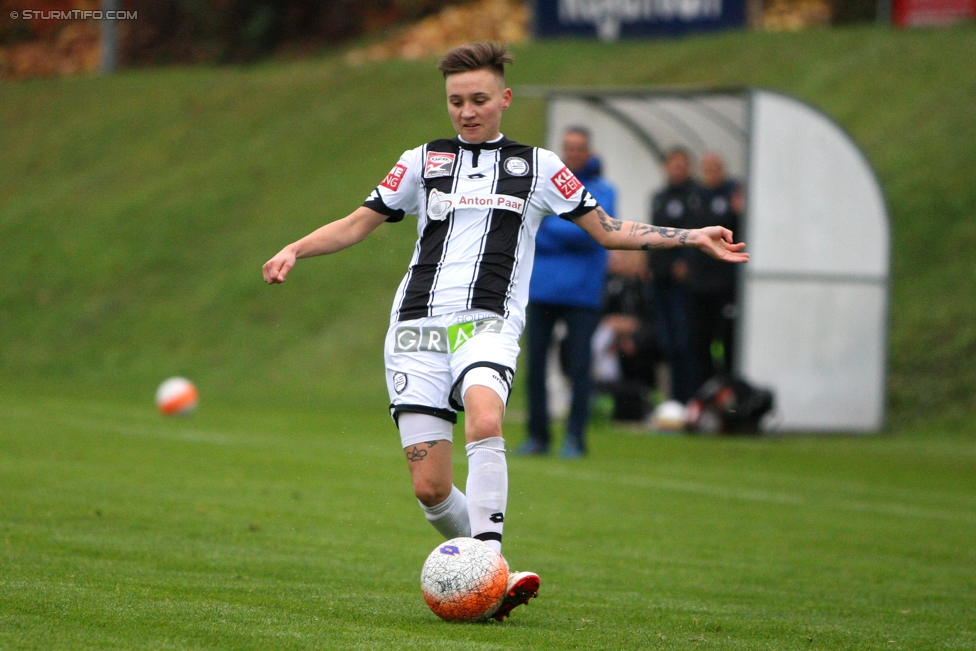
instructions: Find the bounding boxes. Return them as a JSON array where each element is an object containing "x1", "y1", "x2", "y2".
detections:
[
  {"x1": 551, "y1": 166, "x2": 582, "y2": 199},
  {"x1": 893, "y1": 0, "x2": 975, "y2": 25},
  {"x1": 381, "y1": 164, "x2": 408, "y2": 191}
]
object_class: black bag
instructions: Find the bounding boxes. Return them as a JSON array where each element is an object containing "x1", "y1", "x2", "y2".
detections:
[{"x1": 686, "y1": 375, "x2": 774, "y2": 434}]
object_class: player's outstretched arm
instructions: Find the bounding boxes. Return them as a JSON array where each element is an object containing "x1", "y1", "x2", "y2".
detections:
[
  {"x1": 574, "y1": 207, "x2": 749, "y2": 263},
  {"x1": 262, "y1": 206, "x2": 388, "y2": 284}
]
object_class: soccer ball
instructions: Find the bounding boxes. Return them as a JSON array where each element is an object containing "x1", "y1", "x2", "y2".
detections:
[
  {"x1": 420, "y1": 537, "x2": 509, "y2": 622},
  {"x1": 155, "y1": 377, "x2": 198, "y2": 416},
  {"x1": 650, "y1": 399, "x2": 687, "y2": 432}
]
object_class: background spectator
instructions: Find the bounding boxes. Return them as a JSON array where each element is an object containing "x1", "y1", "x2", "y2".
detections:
[
  {"x1": 592, "y1": 250, "x2": 663, "y2": 421},
  {"x1": 687, "y1": 152, "x2": 743, "y2": 391},
  {"x1": 648, "y1": 148, "x2": 700, "y2": 404},
  {"x1": 521, "y1": 127, "x2": 617, "y2": 458}
]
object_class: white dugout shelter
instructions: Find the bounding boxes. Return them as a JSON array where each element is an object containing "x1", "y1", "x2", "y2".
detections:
[{"x1": 525, "y1": 87, "x2": 890, "y2": 431}]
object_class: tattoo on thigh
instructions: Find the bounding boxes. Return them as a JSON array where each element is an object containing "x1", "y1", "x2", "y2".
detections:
[
  {"x1": 406, "y1": 446, "x2": 428, "y2": 462},
  {"x1": 425, "y1": 440, "x2": 439, "y2": 447}
]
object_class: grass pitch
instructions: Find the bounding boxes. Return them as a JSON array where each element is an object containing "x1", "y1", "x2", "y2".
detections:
[
  {"x1": 2, "y1": 389, "x2": 973, "y2": 650},
  {"x1": 2, "y1": 22, "x2": 975, "y2": 650}
]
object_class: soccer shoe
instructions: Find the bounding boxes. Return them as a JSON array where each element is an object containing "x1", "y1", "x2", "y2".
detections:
[
  {"x1": 559, "y1": 437, "x2": 585, "y2": 459},
  {"x1": 492, "y1": 571, "x2": 540, "y2": 621},
  {"x1": 515, "y1": 439, "x2": 549, "y2": 456}
]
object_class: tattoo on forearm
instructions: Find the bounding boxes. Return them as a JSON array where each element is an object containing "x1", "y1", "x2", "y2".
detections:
[
  {"x1": 406, "y1": 446, "x2": 428, "y2": 462},
  {"x1": 628, "y1": 223, "x2": 691, "y2": 249},
  {"x1": 597, "y1": 207, "x2": 622, "y2": 232}
]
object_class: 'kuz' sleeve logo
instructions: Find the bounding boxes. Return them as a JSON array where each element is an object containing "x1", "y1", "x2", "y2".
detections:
[
  {"x1": 551, "y1": 166, "x2": 582, "y2": 199},
  {"x1": 381, "y1": 163, "x2": 408, "y2": 191}
]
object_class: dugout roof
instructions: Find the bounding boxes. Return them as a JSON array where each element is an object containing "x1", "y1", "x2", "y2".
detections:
[{"x1": 521, "y1": 87, "x2": 890, "y2": 432}]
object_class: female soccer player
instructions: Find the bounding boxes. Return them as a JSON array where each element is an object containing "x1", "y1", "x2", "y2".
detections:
[{"x1": 263, "y1": 41, "x2": 748, "y2": 621}]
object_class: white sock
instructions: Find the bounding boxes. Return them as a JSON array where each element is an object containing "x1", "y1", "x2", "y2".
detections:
[
  {"x1": 419, "y1": 485, "x2": 470, "y2": 539},
  {"x1": 465, "y1": 436, "x2": 507, "y2": 554}
]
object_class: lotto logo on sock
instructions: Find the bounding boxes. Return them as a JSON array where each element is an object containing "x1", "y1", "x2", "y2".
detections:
[
  {"x1": 439, "y1": 545, "x2": 460, "y2": 556},
  {"x1": 489, "y1": 513, "x2": 505, "y2": 523}
]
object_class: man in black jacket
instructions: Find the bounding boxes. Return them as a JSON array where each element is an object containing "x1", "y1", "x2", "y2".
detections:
[
  {"x1": 687, "y1": 152, "x2": 743, "y2": 391},
  {"x1": 648, "y1": 148, "x2": 700, "y2": 403}
]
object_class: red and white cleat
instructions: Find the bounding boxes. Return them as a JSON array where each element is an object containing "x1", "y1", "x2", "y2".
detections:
[{"x1": 492, "y1": 571, "x2": 540, "y2": 621}]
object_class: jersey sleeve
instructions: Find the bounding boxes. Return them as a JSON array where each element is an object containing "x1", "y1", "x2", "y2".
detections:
[
  {"x1": 362, "y1": 147, "x2": 422, "y2": 223},
  {"x1": 536, "y1": 149, "x2": 600, "y2": 221}
]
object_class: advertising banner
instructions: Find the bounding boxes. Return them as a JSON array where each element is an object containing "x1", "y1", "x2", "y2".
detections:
[
  {"x1": 534, "y1": 0, "x2": 747, "y2": 40},
  {"x1": 893, "y1": 0, "x2": 975, "y2": 26}
]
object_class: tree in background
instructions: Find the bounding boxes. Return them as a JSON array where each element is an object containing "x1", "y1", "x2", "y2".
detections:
[
  {"x1": 117, "y1": 0, "x2": 463, "y2": 64},
  {"x1": 0, "y1": 0, "x2": 102, "y2": 76},
  {"x1": 0, "y1": 0, "x2": 464, "y2": 76}
]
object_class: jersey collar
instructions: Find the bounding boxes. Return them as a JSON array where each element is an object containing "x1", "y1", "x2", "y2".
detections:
[
  {"x1": 455, "y1": 135, "x2": 509, "y2": 166},
  {"x1": 455, "y1": 135, "x2": 510, "y2": 151}
]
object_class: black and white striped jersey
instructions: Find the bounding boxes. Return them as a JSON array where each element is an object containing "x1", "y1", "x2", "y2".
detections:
[{"x1": 363, "y1": 135, "x2": 599, "y2": 330}]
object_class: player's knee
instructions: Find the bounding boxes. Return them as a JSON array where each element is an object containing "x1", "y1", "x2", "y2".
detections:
[
  {"x1": 413, "y1": 478, "x2": 452, "y2": 507},
  {"x1": 465, "y1": 409, "x2": 504, "y2": 442}
]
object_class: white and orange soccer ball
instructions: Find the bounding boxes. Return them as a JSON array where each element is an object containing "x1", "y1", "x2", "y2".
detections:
[
  {"x1": 155, "y1": 377, "x2": 198, "y2": 416},
  {"x1": 420, "y1": 537, "x2": 509, "y2": 622}
]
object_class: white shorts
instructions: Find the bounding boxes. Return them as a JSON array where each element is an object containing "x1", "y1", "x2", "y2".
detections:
[{"x1": 385, "y1": 310, "x2": 520, "y2": 427}]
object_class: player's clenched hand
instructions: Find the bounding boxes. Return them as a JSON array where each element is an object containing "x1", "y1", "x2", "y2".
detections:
[
  {"x1": 263, "y1": 247, "x2": 296, "y2": 284},
  {"x1": 690, "y1": 226, "x2": 749, "y2": 263}
]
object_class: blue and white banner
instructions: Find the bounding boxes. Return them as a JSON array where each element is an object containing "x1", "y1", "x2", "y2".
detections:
[{"x1": 534, "y1": 0, "x2": 746, "y2": 40}]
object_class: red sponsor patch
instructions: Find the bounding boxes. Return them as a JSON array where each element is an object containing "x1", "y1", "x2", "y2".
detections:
[
  {"x1": 551, "y1": 166, "x2": 582, "y2": 199},
  {"x1": 381, "y1": 164, "x2": 408, "y2": 191},
  {"x1": 424, "y1": 152, "x2": 456, "y2": 178}
]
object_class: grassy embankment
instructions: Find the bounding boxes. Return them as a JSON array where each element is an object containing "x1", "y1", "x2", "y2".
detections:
[
  {"x1": 1, "y1": 25, "x2": 974, "y2": 430},
  {"x1": 0, "y1": 25, "x2": 974, "y2": 651}
]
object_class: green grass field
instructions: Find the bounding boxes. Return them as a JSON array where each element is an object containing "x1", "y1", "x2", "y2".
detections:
[
  {"x1": 2, "y1": 389, "x2": 975, "y2": 650},
  {"x1": 1, "y1": 23, "x2": 975, "y2": 650}
]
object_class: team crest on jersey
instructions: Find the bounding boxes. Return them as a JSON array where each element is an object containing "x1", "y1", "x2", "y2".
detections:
[
  {"x1": 711, "y1": 195, "x2": 729, "y2": 215},
  {"x1": 381, "y1": 164, "x2": 407, "y2": 191},
  {"x1": 504, "y1": 157, "x2": 529, "y2": 176},
  {"x1": 393, "y1": 372, "x2": 408, "y2": 394},
  {"x1": 425, "y1": 152, "x2": 456, "y2": 178},
  {"x1": 666, "y1": 199, "x2": 684, "y2": 219},
  {"x1": 551, "y1": 166, "x2": 582, "y2": 199}
]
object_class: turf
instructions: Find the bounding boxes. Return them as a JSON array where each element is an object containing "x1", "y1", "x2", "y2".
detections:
[
  {"x1": 2, "y1": 22, "x2": 976, "y2": 651},
  {"x1": 2, "y1": 389, "x2": 974, "y2": 650}
]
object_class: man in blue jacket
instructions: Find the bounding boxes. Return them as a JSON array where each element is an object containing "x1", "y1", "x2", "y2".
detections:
[{"x1": 520, "y1": 127, "x2": 617, "y2": 458}]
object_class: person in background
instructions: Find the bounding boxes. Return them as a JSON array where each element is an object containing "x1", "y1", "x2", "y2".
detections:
[
  {"x1": 520, "y1": 127, "x2": 617, "y2": 458},
  {"x1": 648, "y1": 147, "x2": 700, "y2": 404},
  {"x1": 592, "y1": 250, "x2": 662, "y2": 422},
  {"x1": 687, "y1": 152, "x2": 743, "y2": 390}
]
